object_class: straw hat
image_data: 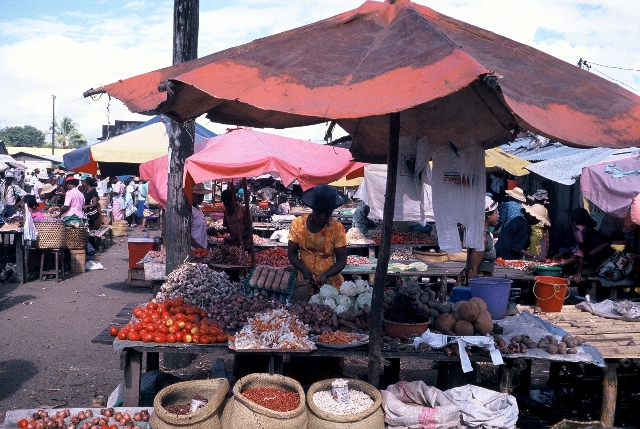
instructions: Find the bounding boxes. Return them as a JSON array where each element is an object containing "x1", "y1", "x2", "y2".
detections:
[
  {"x1": 505, "y1": 187, "x2": 527, "y2": 203},
  {"x1": 523, "y1": 203, "x2": 550, "y2": 226},
  {"x1": 192, "y1": 183, "x2": 211, "y2": 194},
  {"x1": 42, "y1": 184, "x2": 57, "y2": 194},
  {"x1": 302, "y1": 185, "x2": 347, "y2": 211}
]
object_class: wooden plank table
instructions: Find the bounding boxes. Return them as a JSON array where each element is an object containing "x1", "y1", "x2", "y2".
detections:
[{"x1": 520, "y1": 303, "x2": 640, "y2": 426}]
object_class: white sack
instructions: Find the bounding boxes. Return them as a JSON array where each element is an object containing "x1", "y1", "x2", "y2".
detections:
[{"x1": 444, "y1": 385, "x2": 518, "y2": 429}]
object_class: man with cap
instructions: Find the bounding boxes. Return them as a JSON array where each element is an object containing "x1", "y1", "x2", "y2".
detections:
[
  {"x1": 191, "y1": 183, "x2": 211, "y2": 249},
  {"x1": 287, "y1": 184, "x2": 348, "y2": 292},
  {"x1": 467, "y1": 196, "x2": 500, "y2": 279},
  {"x1": 33, "y1": 170, "x2": 51, "y2": 203},
  {"x1": 0, "y1": 169, "x2": 27, "y2": 217}
]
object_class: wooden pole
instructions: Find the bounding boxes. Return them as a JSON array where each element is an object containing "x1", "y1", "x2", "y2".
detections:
[
  {"x1": 600, "y1": 361, "x2": 617, "y2": 427},
  {"x1": 243, "y1": 178, "x2": 256, "y2": 270},
  {"x1": 368, "y1": 112, "x2": 401, "y2": 388},
  {"x1": 166, "y1": 0, "x2": 199, "y2": 274}
]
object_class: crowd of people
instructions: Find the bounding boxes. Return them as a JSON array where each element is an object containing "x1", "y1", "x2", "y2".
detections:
[{"x1": 0, "y1": 168, "x2": 160, "y2": 232}]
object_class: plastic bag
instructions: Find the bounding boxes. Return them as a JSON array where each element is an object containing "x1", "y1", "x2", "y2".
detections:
[
  {"x1": 23, "y1": 207, "x2": 38, "y2": 242},
  {"x1": 85, "y1": 260, "x2": 105, "y2": 270}
]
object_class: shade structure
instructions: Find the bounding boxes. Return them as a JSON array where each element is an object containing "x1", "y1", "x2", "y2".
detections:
[
  {"x1": 581, "y1": 154, "x2": 640, "y2": 219},
  {"x1": 0, "y1": 155, "x2": 26, "y2": 173},
  {"x1": 139, "y1": 128, "x2": 367, "y2": 207},
  {"x1": 484, "y1": 148, "x2": 530, "y2": 176},
  {"x1": 91, "y1": 0, "x2": 640, "y2": 163},
  {"x1": 63, "y1": 115, "x2": 215, "y2": 176}
]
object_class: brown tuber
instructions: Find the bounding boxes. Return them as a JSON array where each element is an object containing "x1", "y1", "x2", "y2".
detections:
[
  {"x1": 436, "y1": 302, "x2": 453, "y2": 314},
  {"x1": 455, "y1": 301, "x2": 480, "y2": 322},
  {"x1": 546, "y1": 344, "x2": 559, "y2": 354},
  {"x1": 557, "y1": 342, "x2": 568, "y2": 354},
  {"x1": 469, "y1": 297, "x2": 488, "y2": 313},
  {"x1": 435, "y1": 313, "x2": 456, "y2": 334},
  {"x1": 567, "y1": 347, "x2": 578, "y2": 354},
  {"x1": 473, "y1": 311, "x2": 493, "y2": 335},
  {"x1": 453, "y1": 320, "x2": 475, "y2": 336}
]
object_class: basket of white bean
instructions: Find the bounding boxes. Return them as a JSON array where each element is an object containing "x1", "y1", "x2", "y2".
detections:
[{"x1": 307, "y1": 379, "x2": 385, "y2": 429}]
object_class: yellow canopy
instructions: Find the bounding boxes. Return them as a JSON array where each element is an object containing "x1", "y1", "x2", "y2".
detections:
[
  {"x1": 485, "y1": 148, "x2": 530, "y2": 176},
  {"x1": 330, "y1": 176, "x2": 363, "y2": 187},
  {"x1": 89, "y1": 122, "x2": 172, "y2": 163}
]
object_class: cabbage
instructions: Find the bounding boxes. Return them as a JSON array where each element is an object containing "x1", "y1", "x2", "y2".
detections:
[
  {"x1": 355, "y1": 291, "x2": 372, "y2": 311},
  {"x1": 336, "y1": 295, "x2": 353, "y2": 308},
  {"x1": 355, "y1": 279, "x2": 368, "y2": 295},
  {"x1": 309, "y1": 294, "x2": 323, "y2": 305},
  {"x1": 339, "y1": 281, "x2": 357, "y2": 297},
  {"x1": 320, "y1": 284, "x2": 339, "y2": 298},
  {"x1": 335, "y1": 304, "x2": 349, "y2": 314},
  {"x1": 323, "y1": 297, "x2": 337, "y2": 310}
]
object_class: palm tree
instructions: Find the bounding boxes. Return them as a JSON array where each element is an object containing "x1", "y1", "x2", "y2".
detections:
[{"x1": 55, "y1": 116, "x2": 87, "y2": 148}]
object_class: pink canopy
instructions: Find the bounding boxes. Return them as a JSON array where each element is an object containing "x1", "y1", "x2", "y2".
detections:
[
  {"x1": 140, "y1": 128, "x2": 366, "y2": 207},
  {"x1": 580, "y1": 154, "x2": 640, "y2": 219}
]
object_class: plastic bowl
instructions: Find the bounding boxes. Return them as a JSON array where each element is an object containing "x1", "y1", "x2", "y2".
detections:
[
  {"x1": 534, "y1": 265, "x2": 562, "y2": 276},
  {"x1": 382, "y1": 319, "x2": 430, "y2": 338}
]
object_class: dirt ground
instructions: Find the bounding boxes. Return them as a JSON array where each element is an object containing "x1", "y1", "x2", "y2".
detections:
[{"x1": 1, "y1": 226, "x2": 637, "y2": 427}]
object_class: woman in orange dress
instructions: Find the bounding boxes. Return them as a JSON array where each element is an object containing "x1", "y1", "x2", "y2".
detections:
[{"x1": 288, "y1": 185, "x2": 348, "y2": 292}]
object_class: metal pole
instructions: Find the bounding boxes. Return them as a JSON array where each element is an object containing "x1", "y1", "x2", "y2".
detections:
[{"x1": 51, "y1": 95, "x2": 56, "y2": 155}]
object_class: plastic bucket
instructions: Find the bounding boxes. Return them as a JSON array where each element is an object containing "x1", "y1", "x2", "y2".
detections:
[
  {"x1": 469, "y1": 277, "x2": 512, "y2": 320},
  {"x1": 506, "y1": 179, "x2": 522, "y2": 190},
  {"x1": 533, "y1": 276, "x2": 570, "y2": 312}
]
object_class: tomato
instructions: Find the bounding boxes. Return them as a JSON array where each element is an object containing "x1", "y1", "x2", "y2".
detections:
[
  {"x1": 186, "y1": 314, "x2": 197, "y2": 323},
  {"x1": 132, "y1": 307, "x2": 144, "y2": 318},
  {"x1": 109, "y1": 425, "x2": 118, "y2": 429},
  {"x1": 109, "y1": 326, "x2": 119, "y2": 337},
  {"x1": 154, "y1": 333, "x2": 167, "y2": 343},
  {"x1": 161, "y1": 311, "x2": 172, "y2": 320},
  {"x1": 184, "y1": 334, "x2": 193, "y2": 343},
  {"x1": 133, "y1": 322, "x2": 145, "y2": 332},
  {"x1": 175, "y1": 296, "x2": 184, "y2": 306},
  {"x1": 175, "y1": 331, "x2": 184, "y2": 342},
  {"x1": 199, "y1": 309, "x2": 207, "y2": 318},
  {"x1": 157, "y1": 325, "x2": 169, "y2": 334},
  {"x1": 127, "y1": 331, "x2": 141, "y2": 342},
  {"x1": 146, "y1": 302, "x2": 158, "y2": 311},
  {"x1": 199, "y1": 334, "x2": 210, "y2": 344},
  {"x1": 144, "y1": 324, "x2": 156, "y2": 333},
  {"x1": 141, "y1": 315, "x2": 153, "y2": 324},
  {"x1": 175, "y1": 313, "x2": 187, "y2": 322},
  {"x1": 199, "y1": 326, "x2": 209, "y2": 335},
  {"x1": 141, "y1": 332, "x2": 154, "y2": 343},
  {"x1": 216, "y1": 333, "x2": 227, "y2": 343},
  {"x1": 17, "y1": 419, "x2": 28, "y2": 428},
  {"x1": 185, "y1": 307, "x2": 195, "y2": 316},
  {"x1": 150, "y1": 312, "x2": 160, "y2": 320},
  {"x1": 166, "y1": 333, "x2": 176, "y2": 343},
  {"x1": 191, "y1": 333, "x2": 200, "y2": 343}
]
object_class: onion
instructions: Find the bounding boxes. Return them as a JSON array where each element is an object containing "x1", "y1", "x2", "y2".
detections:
[
  {"x1": 123, "y1": 413, "x2": 131, "y2": 421},
  {"x1": 133, "y1": 413, "x2": 142, "y2": 422},
  {"x1": 119, "y1": 418, "x2": 127, "y2": 426},
  {"x1": 113, "y1": 413, "x2": 122, "y2": 421},
  {"x1": 77, "y1": 412, "x2": 85, "y2": 421},
  {"x1": 85, "y1": 410, "x2": 93, "y2": 418}
]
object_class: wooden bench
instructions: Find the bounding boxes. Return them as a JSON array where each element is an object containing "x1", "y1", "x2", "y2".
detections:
[
  {"x1": 584, "y1": 276, "x2": 637, "y2": 299},
  {"x1": 88, "y1": 226, "x2": 113, "y2": 252}
]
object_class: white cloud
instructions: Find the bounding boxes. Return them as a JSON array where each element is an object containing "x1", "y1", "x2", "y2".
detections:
[{"x1": 0, "y1": 0, "x2": 638, "y2": 145}]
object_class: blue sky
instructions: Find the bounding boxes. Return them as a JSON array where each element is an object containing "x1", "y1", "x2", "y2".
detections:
[{"x1": 1, "y1": 0, "x2": 639, "y2": 145}]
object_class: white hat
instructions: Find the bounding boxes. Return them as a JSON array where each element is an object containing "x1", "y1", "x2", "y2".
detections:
[
  {"x1": 523, "y1": 204, "x2": 550, "y2": 226},
  {"x1": 505, "y1": 187, "x2": 527, "y2": 203},
  {"x1": 4, "y1": 170, "x2": 15, "y2": 178},
  {"x1": 485, "y1": 196, "x2": 498, "y2": 212},
  {"x1": 37, "y1": 171, "x2": 50, "y2": 180}
]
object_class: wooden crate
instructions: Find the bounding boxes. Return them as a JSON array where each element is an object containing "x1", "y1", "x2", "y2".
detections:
[
  {"x1": 127, "y1": 268, "x2": 153, "y2": 288},
  {"x1": 70, "y1": 250, "x2": 86, "y2": 273},
  {"x1": 144, "y1": 262, "x2": 166, "y2": 280}
]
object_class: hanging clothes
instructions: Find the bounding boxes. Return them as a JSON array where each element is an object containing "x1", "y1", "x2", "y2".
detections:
[{"x1": 419, "y1": 140, "x2": 485, "y2": 253}]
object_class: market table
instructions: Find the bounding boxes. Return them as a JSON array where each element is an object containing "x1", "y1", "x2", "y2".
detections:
[
  {"x1": 519, "y1": 303, "x2": 640, "y2": 426},
  {"x1": 0, "y1": 227, "x2": 26, "y2": 284}
]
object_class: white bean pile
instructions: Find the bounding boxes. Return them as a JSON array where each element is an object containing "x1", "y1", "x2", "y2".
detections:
[{"x1": 313, "y1": 390, "x2": 374, "y2": 415}]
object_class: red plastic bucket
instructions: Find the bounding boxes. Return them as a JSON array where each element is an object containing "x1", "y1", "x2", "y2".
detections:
[
  {"x1": 533, "y1": 276, "x2": 570, "y2": 312},
  {"x1": 506, "y1": 179, "x2": 522, "y2": 190}
]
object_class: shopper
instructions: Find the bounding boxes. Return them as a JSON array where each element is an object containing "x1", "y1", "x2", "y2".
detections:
[
  {"x1": 221, "y1": 189, "x2": 252, "y2": 250},
  {"x1": 467, "y1": 196, "x2": 500, "y2": 279},
  {"x1": 495, "y1": 202, "x2": 539, "y2": 260},
  {"x1": 59, "y1": 178, "x2": 86, "y2": 220},
  {"x1": 83, "y1": 177, "x2": 101, "y2": 229},
  {"x1": 109, "y1": 176, "x2": 126, "y2": 221},
  {"x1": 191, "y1": 183, "x2": 210, "y2": 249},
  {"x1": 21, "y1": 194, "x2": 46, "y2": 220},
  {"x1": 352, "y1": 202, "x2": 375, "y2": 236}
]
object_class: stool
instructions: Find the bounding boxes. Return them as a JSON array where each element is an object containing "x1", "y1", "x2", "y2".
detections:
[{"x1": 40, "y1": 249, "x2": 65, "y2": 282}]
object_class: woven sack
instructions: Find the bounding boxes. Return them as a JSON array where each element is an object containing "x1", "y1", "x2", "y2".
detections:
[
  {"x1": 34, "y1": 220, "x2": 66, "y2": 249},
  {"x1": 65, "y1": 226, "x2": 87, "y2": 249},
  {"x1": 149, "y1": 378, "x2": 229, "y2": 429},
  {"x1": 307, "y1": 379, "x2": 384, "y2": 429},
  {"x1": 112, "y1": 220, "x2": 128, "y2": 237},
  {"x1": 221, "y1": 373, "x2": 307, "y2": 429}
]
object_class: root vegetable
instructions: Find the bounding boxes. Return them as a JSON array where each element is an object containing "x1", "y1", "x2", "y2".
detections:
[{"x1": 250, "y1": 266, "x2": 263, "y2": 286}]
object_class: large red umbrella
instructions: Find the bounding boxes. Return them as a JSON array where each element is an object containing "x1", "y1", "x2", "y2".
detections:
[
  {"x1": 139, "y1": 128, "x2": 367, "y2": 207},
  {"x1": 88, "y1": 0, "x2": 640, "y2": 163}
]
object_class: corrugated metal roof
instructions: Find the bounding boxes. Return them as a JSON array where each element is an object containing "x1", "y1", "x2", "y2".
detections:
[
  {"x1": 485, "y1": 148, "x2": 530, "y2": 176},
  {"x1": 499, "y1": 138, "x2": 589, "y2": 161}
]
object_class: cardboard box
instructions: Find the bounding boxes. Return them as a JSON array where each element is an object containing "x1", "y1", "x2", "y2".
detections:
[{"x1": 69, "y1": 250, "x2": 86, "y2": 273}]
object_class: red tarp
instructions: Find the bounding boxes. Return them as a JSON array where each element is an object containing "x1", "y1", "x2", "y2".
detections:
[
  {"x1": 139, "y1": 128, "x2": 367, "y2": 207},
  {"x1": 95, "y1": 0, "x2": 640, "y2": 163}
]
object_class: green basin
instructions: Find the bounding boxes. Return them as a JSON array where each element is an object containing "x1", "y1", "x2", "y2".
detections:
[{"x1": 534, "y1": 265, "x2": 562, "y2": 276}]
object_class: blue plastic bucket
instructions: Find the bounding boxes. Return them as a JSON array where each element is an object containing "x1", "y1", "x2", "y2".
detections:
[
  {"x1": 469, "y1": 277, "x2": 512, "y2": 320},
  {"x1": 450, "y1": 286, "x2": 472, "y2": 303}
]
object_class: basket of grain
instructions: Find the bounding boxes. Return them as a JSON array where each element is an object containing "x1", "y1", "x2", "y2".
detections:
[
  {"x1": 307, "y1": 378, "x2": 384, "y2": 429},
  {"x1": 150, "y1": 378, "x2": 229, "y2": 429},
  {"x1": 221, "y1": 373, "x2": 307, "y2": 429}
]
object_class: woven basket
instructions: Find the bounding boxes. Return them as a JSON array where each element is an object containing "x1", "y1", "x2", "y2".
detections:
[
  {"x1": 549, "y1": 419, "x2": 603, "y2": 429},
  {"x1": 112, "y1": 220, "x2": 128, "y2": 237},
  {"x1": 307, "y1": 379, "x2": 384, "y2": 429},
  {"x1": 221, "y1": 373, "x2": 307, "y2": 429},
  {"x1": 34, "y1": 220, "x2": 66, "y2": 249},
  {"x1": 149, "y1": 378, "x2": 229, "y2": 429},
  {"x1": 65, "y1": 226, "x2": 87, "y2": 249}
]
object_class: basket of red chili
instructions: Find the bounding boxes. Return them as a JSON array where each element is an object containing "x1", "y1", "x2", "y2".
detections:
[{"x1": 221, "y1": 373, "x2": 308, "y2": 428}]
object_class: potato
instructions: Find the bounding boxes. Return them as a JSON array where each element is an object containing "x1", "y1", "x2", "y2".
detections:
[
  {"x1": 511, "y1": 335, "x2": 523, "y2": 343},
  {"x1": 567, "y1": 347, "x2": 578, "y2": 354},
  {"x1": 546, "y1": 344, "x2": 559, "y2": 354}
]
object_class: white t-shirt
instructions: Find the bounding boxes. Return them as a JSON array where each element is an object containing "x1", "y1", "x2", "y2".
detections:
[
  {"x1": 96, "y1": 179, "x2": 109, "y2": 197},
  {"x1": 191, "y1": 206, "x2": 208, "y2": 249},
  {"x1": 33, "y1": 180, "x2": 44, "y2": 203}
]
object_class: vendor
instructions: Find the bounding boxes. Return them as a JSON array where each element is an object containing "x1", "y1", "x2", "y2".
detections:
[
  {"x1": 352, "y1": 202, "x2": 375, "y2": 236},
  {"x1": 467, "y1": 196, "x2": 500, "y2": 279},
  {"x1": 288, "y1": 184, "x2": 348, "y2": 292},
  {"x1": 33, "y1": 170, "x2": 50, "y2": 203},
  {"x1": 1, "y1": 169, "x2": 27, "y2": 217},
  {"x1": 221, "y1": 189, "x2": 252, "y2": 249},
  {"x1": 523, "y1": 203, "x2": 551, "y2": 259},
  {"x1": 59, "y1": 178, "x2": 86, "y2": 220},
  {"x1": 495, "y1": 202, "x2": 540, "y2": 260},
  {"x1": 191, "y1": 183, "x2": 210, "y2": 249},
  {"x1": 21, "y1": 195, "x2": 46, "y2": 220}
]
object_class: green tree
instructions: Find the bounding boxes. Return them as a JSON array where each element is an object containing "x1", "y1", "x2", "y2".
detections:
[
  {"x1": 55, "y1": 116, "x2": 87, "y2": 148},
  {"x1": 0, "y1": 125, "x2": 46, "y2": 147}
]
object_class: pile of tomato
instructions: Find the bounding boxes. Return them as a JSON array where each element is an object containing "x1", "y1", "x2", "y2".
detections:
[{"x1": 109, "y1": 297, "x2": 228, "y2": 344}]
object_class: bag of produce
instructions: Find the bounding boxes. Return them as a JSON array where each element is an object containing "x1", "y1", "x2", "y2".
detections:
[
  {"x1": 150, "y1": 378, "x2": 229, "y2": 429},
  {"x1": 382, "y1": 381, "x2": 460, "y2": 429},
  {"x1": 307, "y1": 379, "x2": 384, "y2": 429},
  {"x1": 221, "y1": 373, "x2": 307, "y2": 429}
]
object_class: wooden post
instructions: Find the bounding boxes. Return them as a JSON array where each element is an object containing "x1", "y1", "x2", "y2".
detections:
[
  {"x1": 368, "y1": 112, "x2": 400, "y2": 388},
  {"x1": 243, "y1": 178, "x2": 256, "y2": 269},
  {"x1": 166, "y1": 0, "x2": 199, "y2": 274},
  {"x1": 600, "y1": 361, "x2": 617, "y2": 427}
]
